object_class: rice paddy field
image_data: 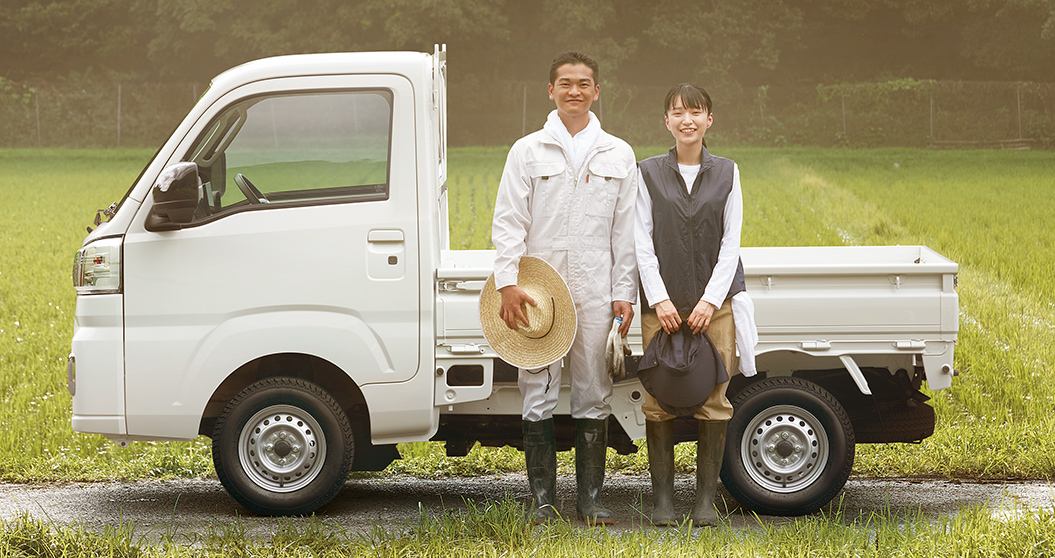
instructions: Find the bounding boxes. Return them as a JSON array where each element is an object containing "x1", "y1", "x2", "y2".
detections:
[{"x1": 1, "y1": 145, "x2": 1054, "y2": 486}]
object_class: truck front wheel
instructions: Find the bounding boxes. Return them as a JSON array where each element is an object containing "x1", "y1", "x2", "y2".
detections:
[
  {"x1": 212, "y1": 377, "x2": 354, "y2": 515},
  {"x1": 721, "y1": 377, "x2": 854, "y2": 516}
]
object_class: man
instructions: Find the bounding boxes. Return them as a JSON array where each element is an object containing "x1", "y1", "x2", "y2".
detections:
[{"x1": 491, "y1": 51, "x2": 638, "y2": 525}]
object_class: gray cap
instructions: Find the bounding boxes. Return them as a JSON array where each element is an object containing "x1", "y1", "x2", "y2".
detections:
[{"x1": 637, "y1": 327, "x2": 728, "y2": 417}]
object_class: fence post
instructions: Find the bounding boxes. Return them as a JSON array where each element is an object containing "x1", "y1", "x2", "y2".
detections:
[
  {"x1": 841, "y1": 95, "x2": 847, "y2": 139},
  {"x1": 758, "y1": 87, "x2": 765, "y2": 129},
  {"x1": 598, "y1": 89, "x2": 603, "y2": 125},
  {"x1": 117, "y1": 84, "x2": 122, "y2": 147},
  {"x1": 35, "y1": 90, "x2": 42, "y2": 147},
  {"x1": 522, "y1": 84, "x2": 527, "y2": 137},
  {"x1": 1017, "y1": 84, "x2": 1023, "y2": 140}
]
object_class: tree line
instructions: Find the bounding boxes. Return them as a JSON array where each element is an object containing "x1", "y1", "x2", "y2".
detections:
[{"x1": 2, "y1": 0, "x2": 1053, "y2": 86}]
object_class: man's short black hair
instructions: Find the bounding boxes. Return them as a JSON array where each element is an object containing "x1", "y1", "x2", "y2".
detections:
[{"x1": 549, "y1": 51, "x2": 600, "y2": 85}]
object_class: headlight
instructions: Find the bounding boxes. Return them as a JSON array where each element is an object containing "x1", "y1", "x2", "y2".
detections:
[{"x1": 73, "y1": 237, "x2": 123, "y2": 294}]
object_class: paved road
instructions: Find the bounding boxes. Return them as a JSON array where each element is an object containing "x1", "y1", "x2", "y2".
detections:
[{"x1": 1, "y1": 475, "x2": 1052, "y2": 541}]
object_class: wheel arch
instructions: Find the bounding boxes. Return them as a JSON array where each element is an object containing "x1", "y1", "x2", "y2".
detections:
[
  {"x1": 728, "y1": 350, "x2": 934, "y2": 444},
  {"x1": 198, "y1": 353, "x2": 368, "y2": 439}
]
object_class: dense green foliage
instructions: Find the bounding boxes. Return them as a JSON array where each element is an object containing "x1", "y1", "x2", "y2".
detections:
[
  {"x1": 1, "y1": 146, "x2": 1054, "y2": 484},
  {"x1": 3, "y1": 1, "x2": 1055, "y2": 149},
  {"x1": 3, "y1": 0, "x2": 1053, "y2": 84}
]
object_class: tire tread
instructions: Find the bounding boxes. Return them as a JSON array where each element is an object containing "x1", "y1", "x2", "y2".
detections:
[
  {"x1": 212, "y1": 377, "x2": 354, "y2": 516},
  {"x1": 721, "y1": 376, "x2": 855, "y2": 516}
]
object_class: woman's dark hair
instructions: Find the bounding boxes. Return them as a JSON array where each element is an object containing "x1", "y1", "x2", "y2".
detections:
[
  {"x1": 664, "y1": 83, "x2": 712, "y2": 115},
  {"x1": 664, "y1": 83, "x2": 713, "y2": 147}
]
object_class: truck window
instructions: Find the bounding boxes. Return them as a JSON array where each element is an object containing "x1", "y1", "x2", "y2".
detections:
[{"x1": 187, "y1": 90, "x2": 392, "y2": 217}]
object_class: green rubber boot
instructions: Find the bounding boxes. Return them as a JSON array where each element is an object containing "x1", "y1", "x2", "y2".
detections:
[
  {"x1": 693, "y1": 420, "x2": 727, "y2": 527},
  {"x1": 646, "y1": 420, "x2": 677, "y2": 526},
  {"x1": 575, "y1": 418, "x2": 615, "y2": 525},
  {"x1": 523, "y1": 419, "x2": 559, "y2": 523}
]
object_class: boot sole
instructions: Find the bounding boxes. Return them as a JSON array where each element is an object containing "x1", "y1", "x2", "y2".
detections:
[{"x1": 577, "y1": 513, "x2": 615, "y2": 526}]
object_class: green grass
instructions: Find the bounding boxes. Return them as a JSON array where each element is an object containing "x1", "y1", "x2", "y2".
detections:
[
  {"x1": 2, "y1": 502, "x2": 1055, "y2": 556},
  {"x1": 2, "y1": 146, "x2": 1055, "y2": 484}
]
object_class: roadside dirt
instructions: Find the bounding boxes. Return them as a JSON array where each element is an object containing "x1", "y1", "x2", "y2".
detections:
[{"x1": 1, "y1": 475, "x2": 1052, "y2": 541}]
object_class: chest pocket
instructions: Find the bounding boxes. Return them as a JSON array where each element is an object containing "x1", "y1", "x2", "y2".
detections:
[
  {"x1": 585, "y1": 159, "x2": 629, "y2": 217},
  {"x1": 526, "y1": 161, "x2": 566, "y2": 216}
]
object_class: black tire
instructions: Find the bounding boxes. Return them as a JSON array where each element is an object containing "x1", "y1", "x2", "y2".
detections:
[
  {"x1": 212, "y1": 377, "x2": 354, "y2": 516},
  {"x1": 721, "y1": 377, "x2": 854, "y2": 516}
]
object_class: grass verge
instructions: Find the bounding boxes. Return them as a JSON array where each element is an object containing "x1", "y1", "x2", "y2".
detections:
[{"x1": 2, "y1": 501, "x2": 1054, "y2": 557}]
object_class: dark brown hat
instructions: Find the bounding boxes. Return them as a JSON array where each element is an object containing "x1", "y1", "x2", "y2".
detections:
[{"x1": 637, "y1": 327, "x2": 728, "y2": 417}]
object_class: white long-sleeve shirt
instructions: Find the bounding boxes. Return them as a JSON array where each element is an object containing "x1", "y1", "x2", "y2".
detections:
[{"x1": 633, "y1": 161, "x2": 758, "y2": 376}]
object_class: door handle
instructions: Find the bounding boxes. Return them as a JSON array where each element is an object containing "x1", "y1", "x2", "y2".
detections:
[{"x1": 368, "y1": 229, "x2": 404, "y2": 242}]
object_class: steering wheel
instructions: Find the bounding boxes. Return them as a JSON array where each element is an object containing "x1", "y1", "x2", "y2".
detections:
[{"x1": 234, "y1": 173, "x2": 269, "y2": 205}]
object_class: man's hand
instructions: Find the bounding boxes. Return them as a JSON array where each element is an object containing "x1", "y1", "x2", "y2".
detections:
[
  {"x1": 654, "y1": 299, "x2": 681, "y2": 334},
  {"x1": 613, "y1": 300, "x2": 634, "y2": 337},
  {"x1": 686, "y1": 299, "x2": 717, "y2": 334},
  {"x1": 498, "y1": 285, "x2": 536, "y2": 331}
]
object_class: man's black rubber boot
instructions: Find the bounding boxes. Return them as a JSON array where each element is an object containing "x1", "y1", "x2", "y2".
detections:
[
  {"x1": 574, "y1": 418, "x2": 615, "y2": 525},
  {"x1": 523, "y1": 419, "x2": 559, "y2": 523},
  {"x1": 693, "y1": 420, "x2": 727, "y2": 527},
  {"x1": 646, "y1": 420, "x2": 677, "y2": 526}
]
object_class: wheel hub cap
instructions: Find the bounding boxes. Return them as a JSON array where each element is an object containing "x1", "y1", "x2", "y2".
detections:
[
  {"x1": 741, "y1": 404, "x2": 828, "y2": 493},
  {"x1": 238, "y1": 404, "x2": 327, "y2": 493}
]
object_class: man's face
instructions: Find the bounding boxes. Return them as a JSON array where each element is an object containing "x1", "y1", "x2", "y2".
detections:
[
  {"x1": 664, "y1": 96, "x2": 712, "y2": 145},
  {"x1": 548, "y1": 63, "x2": 599, "y2": 119}
]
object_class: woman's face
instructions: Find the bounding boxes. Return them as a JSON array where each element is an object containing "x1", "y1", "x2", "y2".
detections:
[{"x1": 664, "y1": 96, "x2": 712, "y2": 147}]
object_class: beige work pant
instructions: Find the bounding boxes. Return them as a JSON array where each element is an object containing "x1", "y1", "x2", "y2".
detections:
[{"x1": 641, "y1": 299, "x2": 737, "y2": 422}]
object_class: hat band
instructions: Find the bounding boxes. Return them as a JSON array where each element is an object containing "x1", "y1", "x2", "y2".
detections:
[{"x1": 520, "y1": 296, "x2": 555, "y2": 339}]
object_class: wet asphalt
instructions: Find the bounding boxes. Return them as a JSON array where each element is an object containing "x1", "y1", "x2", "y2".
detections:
[{"x1": 1, "y1": 474, "x2": 1052, "y2": 542}]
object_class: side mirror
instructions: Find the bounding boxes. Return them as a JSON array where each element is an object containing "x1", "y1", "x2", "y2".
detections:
[{"x1": 145, "y1": 162, "x2": 202, "y2": 232}]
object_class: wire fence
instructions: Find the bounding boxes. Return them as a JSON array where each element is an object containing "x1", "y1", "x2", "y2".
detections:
[
  {"x1": 449, "y1": 79, "x2": 1055, "y2": 149},
  {"x1": 1, "y1": 78, "x2": 1053, "y2": 149}
]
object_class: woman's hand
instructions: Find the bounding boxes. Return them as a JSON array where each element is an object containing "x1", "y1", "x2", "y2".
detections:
[
  {"x1": 655, "y1": 299, "x2": 681, "y2": 334},
  {"x1": 686, "y1": 300, "x2": 717, "y2": 334}
]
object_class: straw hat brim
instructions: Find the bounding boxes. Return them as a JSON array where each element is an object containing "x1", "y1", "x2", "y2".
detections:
[{"x1": 479, "y1": 257, "x2": 577, "y2": 369}]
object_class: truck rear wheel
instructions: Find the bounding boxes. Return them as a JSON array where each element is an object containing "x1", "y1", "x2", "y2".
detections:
[
  {"x1": 721, "y1": 377, "x2": 854, "y2": 516},
  {"x1": 212, "y1": 377, "x2": 354, "y2": 515}
]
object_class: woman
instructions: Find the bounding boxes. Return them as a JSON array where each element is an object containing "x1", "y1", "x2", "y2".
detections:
[{"x1": 634, "y1": 83, "x2": 757, "y2": 527}]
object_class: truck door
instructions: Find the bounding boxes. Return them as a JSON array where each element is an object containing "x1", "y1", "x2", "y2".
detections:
[{"x1": 121, "y1": 76, "x2": 421, "y2": 439}]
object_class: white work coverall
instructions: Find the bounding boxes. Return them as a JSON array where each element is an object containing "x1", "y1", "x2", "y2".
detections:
[{"x1": 492, "y1": 111, "x2": 638, "y2": 422}]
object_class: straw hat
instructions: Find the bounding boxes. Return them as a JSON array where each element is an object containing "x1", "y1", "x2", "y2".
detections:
[{"x1": 479, "y1": 257, "x2": 577, "y2": 369}]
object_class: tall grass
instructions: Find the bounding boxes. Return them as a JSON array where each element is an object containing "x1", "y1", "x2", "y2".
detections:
[
  {"x1": 0, "y1": 149, "x2": 213, "y2": 481},
  {"x1": 1, "y1": 146, "x2": 1054, "y2": 482},
  {"x1": 2, "y1": 502, "x2": 1055, "y2": 556},
  {"x1": 716, "y1": 147, "x2": 1055, "y2": 478}
]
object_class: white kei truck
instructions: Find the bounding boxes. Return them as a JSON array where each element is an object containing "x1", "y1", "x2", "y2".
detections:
[{"x1": 69, "y1": 47, "x2": 959, "y2": 517}]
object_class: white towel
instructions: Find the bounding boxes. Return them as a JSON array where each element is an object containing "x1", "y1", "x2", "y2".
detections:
[{"x1": 732, "y1": 291, "x2": 759, "y2": 377}]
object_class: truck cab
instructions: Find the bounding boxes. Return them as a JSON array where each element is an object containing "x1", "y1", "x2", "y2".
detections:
[{"x1": 72, "y1": 49, "x2": 452, "y2": 514}]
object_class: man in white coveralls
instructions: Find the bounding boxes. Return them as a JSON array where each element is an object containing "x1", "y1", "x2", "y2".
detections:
[{"x1": 491, "y1": 50, "x2": 638, "y2": 525}]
